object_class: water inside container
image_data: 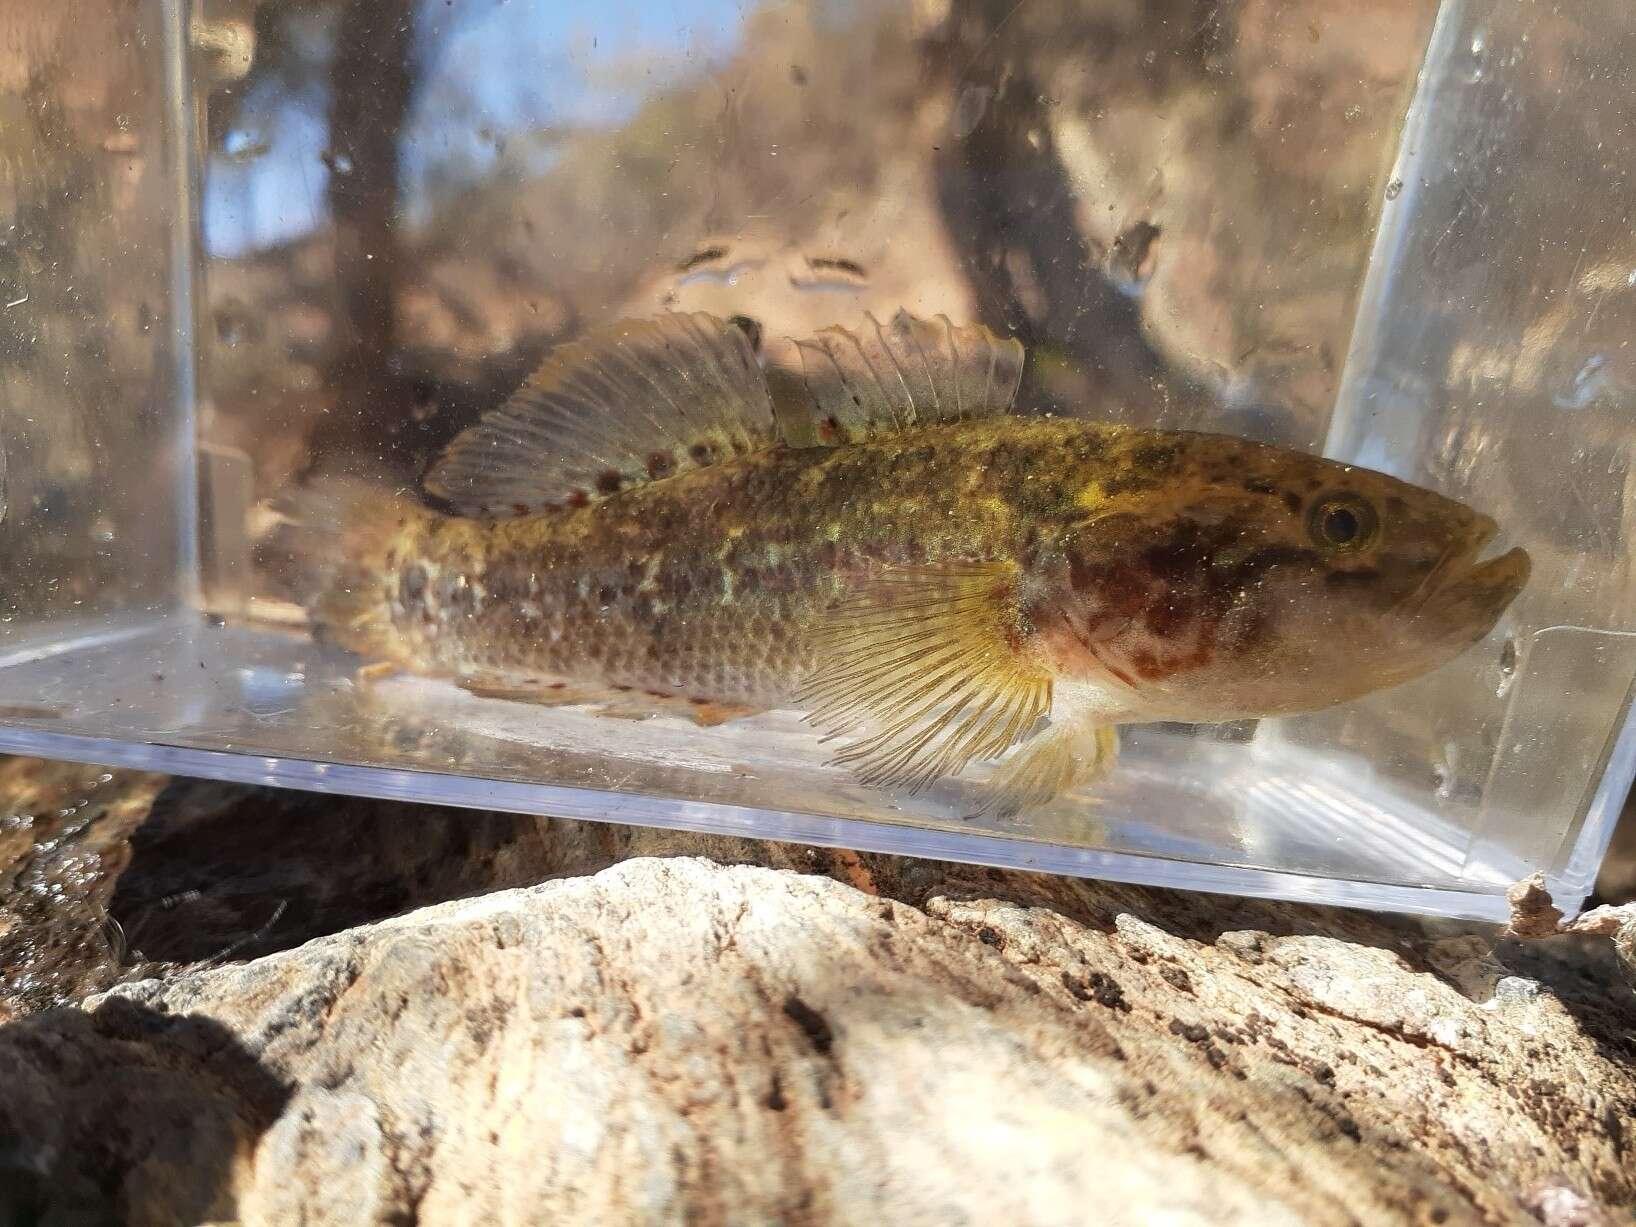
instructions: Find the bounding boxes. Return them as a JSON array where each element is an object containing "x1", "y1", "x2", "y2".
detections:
[{"x1": 0, "y1": 0, "x2": 1629, "y2": 919}]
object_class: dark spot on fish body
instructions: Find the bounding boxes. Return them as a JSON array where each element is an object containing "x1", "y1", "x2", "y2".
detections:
[
  {"x1": 565, "y1": 490, "x2": 591, "y2": 509},
  {"x1": 887, "y1": 444, "x2": 937, "y2": 475},
  {"x1": 1143, "y1": 532, "x2": 1214, "y2": 582},
  {"x1": 434, "y1": 573, "x2": 468, "y2": 612},
  {"x1": 646, "y1": 452, "x2": 676, "y2": 480},
  {"x1": 400, "y1": 565, "x2": 428, "y2": 607},
  {"x1": 1244, "y1": 478, "x2": 1277, "y2": 496},
  {"x1": 1283, "y1": 492, "x2": 1304, "y2": 515},
  {"x1": 1228, "y1": 545, "x2": 1321, "y2": 582},
  {"x1": 1132, "y1": 442, "x2": 1181, "y2": 473},
  {"x1": 1144, "y1": 594, "x2": 1198, "y2": 639},
  {"x1": 1010, "y1": 478, "x2": 1075, "y2": 524},
  {"x1": 1323, "y1": 567, "x2": 1381, "y2": 590},
  {"x1": 1075, "y1": 431, "x2": 1111, "y2": 462},
  {"x1": 1067, "y1": 552, "x2": 1100, "y2": 595},
  {"x1": 1229, "y1": 605, "x2": 1274, "y2": 654},
  {"x1": 1069, "y1": 557, "x2": 1152, "y2": 618},
  {"x1": 689, "y1": 442, "x2": 716, "y2": 464},
  {"x1": 1100, "y1": 472, "x2": 1161, "y2": 497},
  {"x1": 1179, "y1": 636, "x2": 1217, "y2": 672},
  {"x1": 1130, "y1": 648, "x2": 1164, "y2": 680},
  {"x1": 484, "y1": 572, "x2": 519, "y2": 603},
  {"x1": 596, "y1": 470, "x2": 624, "y2": 495}
]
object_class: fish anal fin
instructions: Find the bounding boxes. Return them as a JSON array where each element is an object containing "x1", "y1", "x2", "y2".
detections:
[
  {"x1": 789, "y1": 310, "x2": 1024, "y2": 446},
  {"x1": 458, "y1": 676, "x2": 593, "y2": 706},
  {"x1": 677, "y1": 698, "x2": 761, "y2": 727},
  {"x1": 458, "y1": 675, "x2": 762, "y2": 727},
  {"x1": 799, "y1": 562, "x2": 1052, "y2": 793},
  {"x1": 426, "y1": 313, "x2": 776, "y2": 518},
  {"x1": 594, "y1": 691, "x2": 764, "y2": 726}
]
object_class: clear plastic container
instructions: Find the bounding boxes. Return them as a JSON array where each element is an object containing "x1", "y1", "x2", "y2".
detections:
[{"x1": 0, "y1": 0, "x2": 1629, "y2": 920}]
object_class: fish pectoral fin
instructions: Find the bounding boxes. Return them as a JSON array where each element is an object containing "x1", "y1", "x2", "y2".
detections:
[
  {"x1": 458, "y1": 675, "x2": 763, "y2": 727},
  {"x1": 799, "y1": 562, "x2": 1052, "y2": 793},
  {"x1": 784, "y1": 311, "x2": 1024, "y2": 446},
  {"x1": 426, "y1": 313, "x2": 776, "y2": 518},
  {"x1": 980, "y1": 713, "x2": 1119, "y2": 818}
]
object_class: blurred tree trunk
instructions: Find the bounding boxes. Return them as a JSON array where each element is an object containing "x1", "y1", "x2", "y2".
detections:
[
  {"x1": 932, "y1": 0, "x2": 1197, "y2": 417},
  {"x1": 309, "y1": 0, "x2": 416, "y2": 475}
]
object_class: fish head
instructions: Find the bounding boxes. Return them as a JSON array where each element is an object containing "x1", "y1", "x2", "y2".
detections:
[{"x1": 1038, "y1": 434, "x2": 1530, "y2": 721}]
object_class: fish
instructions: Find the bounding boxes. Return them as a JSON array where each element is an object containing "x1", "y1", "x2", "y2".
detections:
[{"x1": 283, "y1": 310, "x2": 1530, "y2": 815}]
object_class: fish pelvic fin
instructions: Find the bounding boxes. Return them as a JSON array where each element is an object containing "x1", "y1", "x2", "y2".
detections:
[
  {"x1": 799, "y1": 561, "x2": 1052, "y2": 794},
  {"x1": 426, "y1": 313, "x2": 776, "y2": 518},
  {"x1": 787, "y1": 310, "x2": 1024, "y2": 446},
  {"x1": 273, "y1": 477, "x2": 428, "y2": 661},
  {"x1": 979, "y1": 706, "x2": 1119, "y2": 818}
]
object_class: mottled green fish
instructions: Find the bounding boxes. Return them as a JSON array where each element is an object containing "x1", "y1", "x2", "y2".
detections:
[{"x1": 289, "y1": 311, "x2": 1529, "y2": 814}]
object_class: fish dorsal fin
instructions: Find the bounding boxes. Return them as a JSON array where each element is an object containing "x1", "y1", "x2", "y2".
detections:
[
  {"x1": 789, "y1": 311, "x2": 1025, "y2": 446},
  {"x1": 799, "y1": 562, "x2": 1052, "y2": 793},
  {"x1": 426, "y1": 313, "x2": 775, "y2": 517}
]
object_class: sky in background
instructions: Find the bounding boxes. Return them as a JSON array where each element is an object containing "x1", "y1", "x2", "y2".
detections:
[{"x1": 204, "y1": 0, "x2": 749, "y2": 257}]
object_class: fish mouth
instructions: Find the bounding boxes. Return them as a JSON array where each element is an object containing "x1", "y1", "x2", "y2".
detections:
[
  {"x1": 1467, "y1": 544, "x2": 1531, "y2": 595},
  {"x1": 1424, "y1": 513, "x2": 1531, "y2": 623},
  {"x1": 1458, "y1": 514, "x2": 1530, "y2": 588}
]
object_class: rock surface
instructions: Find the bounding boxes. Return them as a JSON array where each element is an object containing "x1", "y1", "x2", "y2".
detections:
[{"x1": 5, "y1": 853, "x2": 1635, "y2": 1226}]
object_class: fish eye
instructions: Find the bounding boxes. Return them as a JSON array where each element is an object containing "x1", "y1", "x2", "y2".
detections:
[{"x1": 1306, "y1": 493, "x2": 1379, "y2": 553}]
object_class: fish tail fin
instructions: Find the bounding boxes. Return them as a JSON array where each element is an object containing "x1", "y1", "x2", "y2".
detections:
[{"x1": 271, "y1": 477, "x2": 427, "y2": 660}]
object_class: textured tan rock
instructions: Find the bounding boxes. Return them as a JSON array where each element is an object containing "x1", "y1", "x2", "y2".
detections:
[{"x1": 5, "y1": 855, "x2": 1632, "y2": 1226}]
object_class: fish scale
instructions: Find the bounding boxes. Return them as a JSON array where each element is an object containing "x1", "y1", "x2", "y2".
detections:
[{"x1": 384, "y1": 419, "x2": 1090, "y2": 703}]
